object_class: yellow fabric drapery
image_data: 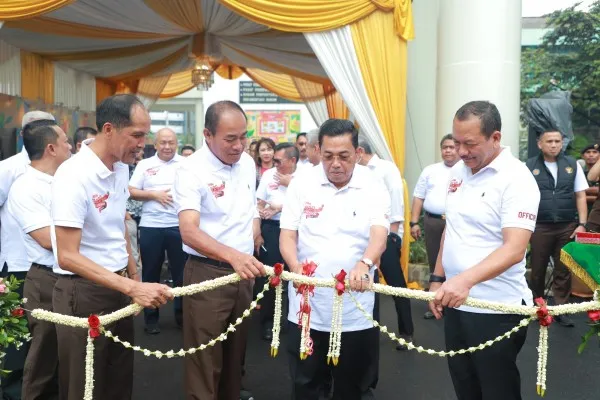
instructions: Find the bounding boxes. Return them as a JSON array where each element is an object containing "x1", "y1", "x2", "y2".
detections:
[
  {"x1": 160, "y1": 70, "x2": 195, "y2": 99},
  {"x1": 219, "y1": 0, "x2": 414, "y2": 40},
  {"x1": 20, "y1": 51, "x2": 54, "y2": 104},
  {"x1": 96, "y1": 79, "x2": 117, "y2": 105},
  {"x1": 351, "y1": 11, "x2": 415, "y2": 287},
  {"x1": 0, "y1": 0, "x2": 75, "y2": 20},
  {"x1": 243, "y1": 68, "x2": 303, "y2": 102},
  {"x1": 214, "y1": 64, "x2": 244, "y2": 80},
  {"x1": 324, "y1": 85, "x2": 350, "y2": 119},
  {"x1": 106, "y1": 45, "x2": 188, "y2": 82},
  {"x1": 143, "y1": 0, "x2": 204, "y2": 33}
]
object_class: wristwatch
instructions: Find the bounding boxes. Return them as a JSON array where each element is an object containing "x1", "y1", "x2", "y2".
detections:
[
  {"x1": 409, "y1": 221, "x2": 419, "y2": 228},
  {"x1": 429, "y1": 274, "x2": 446, "y2": 283},
  {"x1": 360, "y1": 258, "x2": 377, "y2": 271}
]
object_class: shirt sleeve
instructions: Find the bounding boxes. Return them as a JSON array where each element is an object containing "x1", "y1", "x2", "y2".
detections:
[
  {"x1": 52, "y1": 172, "x2": 88, "y2": 229},
  {"x1": 413, "y1": 166, "x2": 429, "y2": 199},
  {"x1": 128, "y1": 160, "x2": 145, "y2": 189},
  {"x1": 574, "y1": 163, "x2": 590, "y2": 193},
  {"x1": 173, "y1": 166, "x2": 204, "y2": 214},
  {"x1": 8, "y1": 184, "x2": 51, "y2": 234},
  {"x1": 369, "y1": 180, "x2": 391, "y2": 231},
  {"x1": 500, "y1": 170, "x2": 541, "y2": 231},
  {"x1": 256, "y1": 172, "x2": 268, "y2": 202},
  {"x1": 385, "y1": 164, "x2": 404, "y2": 223},
  {"x1": 279, "y1": 176, "x2": 302, "y2": 231}
]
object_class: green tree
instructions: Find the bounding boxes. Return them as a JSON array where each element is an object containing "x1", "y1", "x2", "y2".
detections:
[{"x1": 521, "y1": 1, "x2": 600, "y2": 155}]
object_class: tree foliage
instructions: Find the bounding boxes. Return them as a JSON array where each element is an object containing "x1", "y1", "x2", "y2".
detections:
[{"x1": 521, "y1": 1, "x2": 600, "y2": 153}]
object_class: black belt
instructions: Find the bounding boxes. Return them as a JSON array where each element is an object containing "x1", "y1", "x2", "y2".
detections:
[
  {"x1": 190, "y1": 255, "x2": 234, "y2": 270},
  {"x1": 31, "y1": 262, "x2": 53, "y2": 270},
  {"x1": 61, "y1": 267, "x2": 128, "y2": 279},
  {"x1": 425, "y1": 212, "x2": 445, "y2": 220}
]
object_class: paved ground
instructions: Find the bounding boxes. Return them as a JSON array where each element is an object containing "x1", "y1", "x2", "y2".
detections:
[{"x1": 133, "y1": 295, "x2": 600, "y2": 400}]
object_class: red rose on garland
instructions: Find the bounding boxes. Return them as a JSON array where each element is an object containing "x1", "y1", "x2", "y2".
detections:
[
  {"x1": 88, "y1": 314, "x2": 102, "y2": 339},
  {"x1": 334, "y1": 270, "x2": 347, "y2": 296},
  {"x1": 587, "y1": 310, "x2": 600, "y2": 323},
  {"x1": 11, "y1": 307, "x2": 24, "y2": 317},
  {"x1": 534, "y1": 297, "x2": 553, "y2": 327},
  {"x1": 270, "y1": 263, "x2": 284, "y2": 287}
]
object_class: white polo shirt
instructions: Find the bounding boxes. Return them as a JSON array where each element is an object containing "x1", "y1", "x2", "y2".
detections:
[
  {"x1": 256, "y1": 168, "x2": 295, "y2": 221},
  {"x1": 0, "y1": 147, "x2": 30, "y2": 271},
  {"x1": 413, "y1": 162, "x2": 454, "y2": 216},
  {"x1": 365, "y1": 155, "x2": 404, "y2": 235},
  {"x1": 129, "y1": 154, "x2": 183, "y2": 228},
  {"x1": 442, "y1": 148, "x2": 540, "y2": 313},
  {"x1": 295, "y1": 158, "x2": 313, "y2": 173},
  {"x1": 6, "y1": 166, "x2": 55, "y2": 267},
  {"x1": 280, "y1": 164, "x2": 390, "y2": 332},
  {"x1": 173, "y1": 144, "x2": 258, "y2": 257},
  {"x1": 51, "y1": 140, "x2": 130, "y2": 274}
]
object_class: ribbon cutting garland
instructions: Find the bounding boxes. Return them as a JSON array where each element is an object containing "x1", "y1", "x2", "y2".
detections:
[{"x1": 20, "y1": 264, "x2": 600, "y2": 400}]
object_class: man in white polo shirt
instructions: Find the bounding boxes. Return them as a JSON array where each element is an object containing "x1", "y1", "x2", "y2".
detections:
[
  {"x1": 0, "y1": 111, "x2": 56, "y2": 397},
  {"x1": 411, "y1": 133, "x2": 460, "y2": 319},
  {"x1": 129, "y1": 127, "x2": 186, "y2": 334},
  {"x1": 295, "y1": 132, "x2": 312, "y2": 171},
  {"x1": 175, "y1": 100, "x2": 265, "y2": 400},
  {"x1": 280, "y1": 119, "x2": 390, "y2": 399},
  {"x1": 51, "y1": 95, "x2": 173, "y2": 400},
  {"x1": 428, "y1": 101, "x2": 540, "y2": 400},
  {"x1": 7, "y1": 122, "x2": 71, "y2": 399},
  {"x1": 305, "y1": 128, "x2": 321, "y2": 167}
]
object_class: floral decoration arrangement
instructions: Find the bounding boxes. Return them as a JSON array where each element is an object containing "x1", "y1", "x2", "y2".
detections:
[{"x1": 0, "y1": 276, "x2": 30, "y2": 371}]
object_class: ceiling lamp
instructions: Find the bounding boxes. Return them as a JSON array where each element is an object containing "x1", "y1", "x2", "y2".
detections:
[{"x1": 192, "y1": 57, "x2": 214, "y2": 91}]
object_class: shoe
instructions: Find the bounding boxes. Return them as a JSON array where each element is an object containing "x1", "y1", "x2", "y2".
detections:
[
  {"x1": 396, "y1": 335, "x2": 413, "y2": 351},
  {"x1": 424, "y1": 311, "x2": 435, "y2": 319},
  {"x1": 240, "y1": 389, "x2": 254, "y2": 400},
  {"x1": 262, "y1": 323, "x2": 273, "y2": 341},
  {"x1": 144, "y1": 324, "x2": 160, "y2": 335},
  {"x1": 555, "y1": 315, "x2": 575, "y2": 327}
]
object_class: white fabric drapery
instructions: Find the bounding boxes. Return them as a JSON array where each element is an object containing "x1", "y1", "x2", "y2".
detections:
[
  {"x1": 136, "y1": 74, "x2": 171, "y2": 109},
  {"x1": 54, "y1": 62, "x2": 96, "y2": 111},
  {"x1": 305, "y1": 98, "x2": 328, "y2": 127},
  {"x1": 304, "y1": 27, "x2": 393, "y2": 161},
  {"x1": 0, "y1": 40, "x2": 21, "y2": 96}
]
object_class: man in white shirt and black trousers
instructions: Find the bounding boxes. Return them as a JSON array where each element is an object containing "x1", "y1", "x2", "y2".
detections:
[
  {"x1": 129, "y1": 127, "x2": 186, "y2": 334},
  {"x1": 280, "y1": 119, "x2": 389, "y2": 399},
  {"x1": 52, "y1": 95, "x2": 173, "y2": 400},
  {"x1": 175, "y1": 100, "x2": 265, "y2": 400},
  {"x1": 7, "y1": 121, "x2": 71, "y2": 399},
  {"x1": 428, "y1": 101, "x2": 540, "y2": 400}
]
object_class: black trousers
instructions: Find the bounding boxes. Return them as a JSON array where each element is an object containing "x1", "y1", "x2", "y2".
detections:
[
  {"x1": 444, "y1": 308, "x2": 528, "y2": 400},
  {"x1": 287, "y1": 323, "x2": 378, "y2": 400},
  {"x1": 257, "y1": 220, "x2": 286, "y2": 326},
  {"x1": 0, "y1": 264, "x2": 28, "y2": 399},
  {"x1": 378, "y1": 233, "x2": 414, "y2": 336},
  {"x1": 139, "y1": 226, "x2": 187, "y2": 325}
]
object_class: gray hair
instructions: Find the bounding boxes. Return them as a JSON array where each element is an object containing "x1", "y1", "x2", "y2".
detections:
[
  {"x1": 357, "y1": 136, "x2": 373, "y2": 154},
  {"x1": 306, "y1": 128, "x2": 319, "y2": 145}
]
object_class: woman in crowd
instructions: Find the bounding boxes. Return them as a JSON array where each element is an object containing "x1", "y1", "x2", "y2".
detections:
[{"x1": 255, "y1": 138, "x2": 275, "y2": 185}]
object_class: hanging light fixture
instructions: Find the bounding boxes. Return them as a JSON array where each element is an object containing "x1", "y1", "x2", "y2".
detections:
[{"x1": 191, "y1": 56, "x2": 214, "y2": 91}]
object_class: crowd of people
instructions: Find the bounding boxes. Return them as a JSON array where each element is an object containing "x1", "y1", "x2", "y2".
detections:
[{"x1": 0, "y1": 95, "x2": 598, "y2": 400}]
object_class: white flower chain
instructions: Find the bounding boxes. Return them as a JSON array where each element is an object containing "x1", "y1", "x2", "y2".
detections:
[
  {"x1": 104, "y1": 282, "x2": 271, "y2": 359},
  {"x1": 349, "y1": 292, "x2": 533, "y2": 357},
  {"x1": 327, "y1": 291, "x2": 343, "y2": 365},
  {"x1": 83, "y1": 336, "x2": 95, "y2": 400},
  {"x1": 536, "y1": 326, "x2": 549, "y2": 397},
  {"x1": 270, "y1": 283, "x2": 283, "y2": 357},
  {"x1": 299, "y1": 291, "x2": 311, "y2": 360}
]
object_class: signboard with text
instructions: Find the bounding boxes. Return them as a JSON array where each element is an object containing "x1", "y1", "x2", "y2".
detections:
[
  {"x1": 239, "y1": 81, "x2": 298, "y2": 104},
  {"x1": 246, "y1": 110, "x2": 301, "y2": 143}
]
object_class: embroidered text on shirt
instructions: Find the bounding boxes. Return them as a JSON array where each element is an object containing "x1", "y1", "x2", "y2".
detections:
[
  {"x1": 303, "y1": 202, "x2": 324, "y2": 219},
  {"x1": 92, "y1": 192, "x2": 110, "y2": 212},
  {"x1": 208, "y1": 182, "x2": 226, "y2": 198}
]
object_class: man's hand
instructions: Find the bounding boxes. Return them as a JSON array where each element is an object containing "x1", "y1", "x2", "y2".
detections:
[
  {"x1": 275, "y1": 172, "x2": 292, "y2": 187},
  {"x1": 129, "y1": 281, "x2": 173, "y2": 308},
  {"x1": 229, "y1": 250, "x2": 265, "y2": 280},
  {"x1": 259, "y1": 204, "x2": 281, "y2": 220},
  {"x1": 570, "y1": 224, "x2": 586, "y2": 239},
  {"x1": 433, "y1": 275, "x2": 473, "y2": 310},
  {"x1": 254, "y1": 233, "x2": 264, "y2": 255},
  {"x1": 153, "y1": 189, "x2": 173, "y2": 207},
  {"x1": 349, "y1": 262, "x2": 372, "y2": 292},
  {"x1": 427, "y1": 282, "x2": 443, "y2": 319},
  {"x1": 410, "y1": 224, "x2": 421, "y2": 240}
]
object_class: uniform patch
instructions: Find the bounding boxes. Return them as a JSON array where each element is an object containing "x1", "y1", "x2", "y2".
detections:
[
  {"x1": 92, "y1": 192, "x2": 110, "y2": 212},
  {"x1": 565, "y1": 166, "x2": 573, "y2": 174},
  {"x1": 532, "y1": 169, "x2": 540, "y2": 176}
]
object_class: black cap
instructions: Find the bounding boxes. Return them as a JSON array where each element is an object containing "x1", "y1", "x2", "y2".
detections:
[{"x1": 581, "y1": 143, "x2": 599, "y2": 154}]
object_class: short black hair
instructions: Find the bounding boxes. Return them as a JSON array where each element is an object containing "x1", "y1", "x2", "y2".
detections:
[
  {"x1": 296, "y1": 132, "x2": 307, "y2": 142},
  {"x1": 181, "y1": 145, "x2": 195, "y2": 153},
  {"x1": 23, "y1": 124, "x2": 59, "y2": 161},
  {"x1": 454, "y1": 101, "x2": 501, "y2": 138},
  {"x1": 74, "y1": 126, "x2": 97, "y2": 146},
  {"x1": 318, "y1": 119, "x2": 358, "y2": 148},
  {"x1": 204, "y1": 100, "x2": 247, "y2": 135},
  {"x1": 440, "y1": 133, "x2": 454, "y2": 148},
  {"x1": 274, "y1": 142, "x2": 300, "y2": 163},
  {"x1": 96, "y1": 94, "x2": 145, "y2": 132}
]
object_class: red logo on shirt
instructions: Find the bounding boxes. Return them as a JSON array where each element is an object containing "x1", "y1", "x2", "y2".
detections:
[
  {"x1": 208, "y1": 182, "x2": 226, "y2": 198},
  {"x1": 92, "y1": 192, "x2": 110, "y2": 212},
  {"x1": 518, "y1": 212, "x2": 537, "y2": 221},
  {"x1": 303, "y1": 202, "x2": 324, "y2": 219},
  {"x1": 448, "y1": 179, "x2": 463, "y2": 193},
  {"x1": 268, "y1": 182, "x2": 279, "y2": 190},
  {"x1": 145, "y1": 167, "x2": 159, "y2": 176}
]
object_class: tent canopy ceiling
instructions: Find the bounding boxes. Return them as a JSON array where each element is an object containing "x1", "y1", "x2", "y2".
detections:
[{"x1": 0, "y1": 0, "x2": 328, "y2": 85}]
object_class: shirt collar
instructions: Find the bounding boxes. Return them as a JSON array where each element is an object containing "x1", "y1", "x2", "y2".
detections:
[
  {"x1": 153, "y1": 153, "x2": 182, "y2": 164},
  {"x1": 366, "y1": 154, "x2": 380, "y2": 169},
  {"x1": 200, "y1": 144, "x2": 238, "y2": 172},
  {"x1": 26, "y1": 165, "x2": 53, "y2": 184},
  {"x1": 317, "y1": 163, "x2": 366, "y2": 189},
  {"x1": 80, "y1": 138, "x2": 120, "y2": 179},
  {"x1": 465, "y1": 146, "x2": 512, "y2": 176}
]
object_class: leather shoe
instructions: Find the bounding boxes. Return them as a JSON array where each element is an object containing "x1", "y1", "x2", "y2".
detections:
[
  {"x1": 423, "y1": 311, "x2": 435, "y2": 319},
  {"x1": 396, "y1": 335, "x2": 413, "y2": 351},
  {"x1": 144, "y1": 324, "x2": 160, "y2": 335},
  {"x1": 555, "y1": 315, "x2": 575, "y2": 327}
]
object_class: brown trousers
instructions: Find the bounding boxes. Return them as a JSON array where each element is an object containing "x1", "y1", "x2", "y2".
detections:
[
  {"x1": 53, "y1": 275, "x2": 134, "y2": 400},
  {"x1": 22, "y1": 265, "x2": 59, "y2": 400},
  {"x1": 424, "y1": 213, "x2": 446, "y2": 272},
  {"x1": 183, "y1": 257, "x2": 253, "y2": 400},
  {"x1": 529, "y1": 222, "x2": 577, "y2": 304}
]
